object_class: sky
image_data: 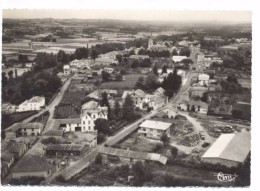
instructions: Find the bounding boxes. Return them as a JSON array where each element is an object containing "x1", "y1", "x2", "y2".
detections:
[{"x1": 3, "y1": 9, "x2": 251, "y2": 23}]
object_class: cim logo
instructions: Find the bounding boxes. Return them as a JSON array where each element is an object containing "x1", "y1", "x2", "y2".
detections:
[{"x1": 214, "y1": 172, "x2": 238, "y2": 182}]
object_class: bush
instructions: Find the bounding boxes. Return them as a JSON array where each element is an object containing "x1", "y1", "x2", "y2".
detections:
[
  {"x1": 153, "y1": 143, "x2": 163, "y2": 152},
  {"x1": 202, "y1": 142, "x2": 210, "y2": 148},
  {"x1": 97, "y1": 132, "x2": 106, "y2": 144},
  {"x1": 95, "y1": 154, "x2": 103, "y2": 164},
  {"x1": 41, "y1": 137, "x2": 61, "y2": 145},
  {"x1": 55, "y1": 175, "x2": 66, "y2": 183}
]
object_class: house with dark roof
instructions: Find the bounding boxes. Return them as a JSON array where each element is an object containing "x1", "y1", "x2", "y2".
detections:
[
  {"x1": 122, "y1": 89, "x2": 146, "y2": 109},
  {"x1": 5, "y1": 122, "x2": 43, "y2": 140},
  {"x1": 12, "y1": 155, "x2": 52, "y2": 179},
  {"x1": 1, "y1": 140, "x2": 27, "y2": 160},
  {"x1": 46, "y1": 144, "x2": 88, "y2": 156}
]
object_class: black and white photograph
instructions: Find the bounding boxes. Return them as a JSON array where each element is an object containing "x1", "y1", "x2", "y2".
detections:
[{"x1": 0, "y1": 0, "x2": 257, "y2": 189}]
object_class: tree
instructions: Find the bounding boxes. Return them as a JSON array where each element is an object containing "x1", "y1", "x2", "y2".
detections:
[
  {"x1": 132, "y1": 162, "x2": 153, "y2": 186},
  {"x1": 226, "y1": 73, "x2": 238, "y2": 84},
  {"x1": 152, "y1": 65, "x2": 158, "y2": 76},
  {"x1": 8, "y1": 70, "x2": 14, "y2": 79},
  {"x1": 101, "y1": 71, "x2": 110, "y2": 82},
  {"x1": 2, "y1": 72, "x2": 8, "y2": 87},
  {"x1": 95, "y1": 154, "x2": 103, "y2": 164},
  {"x1": 100, "y1": 92, "x2": 112, "y2": 119},
  {"x1": 135, "y1": 76, "x2": 146, "y2": 90},
  {"x1": 97, "y1": 132, "x2": 106, "y2": 143},
  {"x1": 57, "y1": 50, "x2": 69, "y2": 63},
  {"x1": 162, "y1": 65, "x2": 167, "y2": 74},
  {"x1": 14, "y1": 69, "x2": 18, "y2": 78},
  {"x1": 113, "y1": 100, "x2": 121, "y2": 117},
  {"x1": 171, "y1": 146, "x2": 178, "y2": 158},
  {"x1": 91, "y1": 49, "x2": 98, "y2": 60},
  {"x1": 201, "y1": 92, "x2": 208, "y2": 102},
  {"x1": 115, "y1": 73, "x2": 123, "y2": 81},
  {"x1": 145, "y1": 73, "x2": 158, "y2": 91},
  {"x1": 94, "y1": 118, "x2": 111, "y2": 135},
  {"x1": 131, "y1": 60, "x2": 139, "y2": 68},
  {"x1": 160, "y1": 133, "x2": 170, "y2": 146},
  {"x1": 122, "y1": 94, "x2": 136, "y2": 121},
  {"x1": 232, "y1": 110, "x2": 243, "y2": 119}
]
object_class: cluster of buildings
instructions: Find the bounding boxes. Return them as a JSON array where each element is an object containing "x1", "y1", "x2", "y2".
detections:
[
  {"x1": 122, "y1": 87, "x2": 168, "y2": 111},
  {"x1": 2, "y1": 96, "x2": 45, "y2": 114}
]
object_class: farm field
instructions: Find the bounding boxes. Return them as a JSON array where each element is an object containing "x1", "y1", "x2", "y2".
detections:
[
  {"x1": 100, "y1": 73, "x2": 147, "y2": 90},
  {"x1": 61, "y1": 90, "x2": 86, "y2": 106},
  {"x1": 54, "y1": 104, "x2": 80, "y2": 119}
]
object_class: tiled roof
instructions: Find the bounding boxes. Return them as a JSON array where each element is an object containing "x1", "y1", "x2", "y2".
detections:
[
  {"x1": 12, "y1": 155, "x2": 52, "y2": 172},
  {"x1": 46, "y1": 144, "x2": 85, "y2": 152},
  {"x1": 81, "y1": 100, "x2": 99, "y2": 110},
  {"x1": 28, "y1": 96, "x2": 45, "y2": 103},
  {"x1": 99, "y1": 147, "x2": 168, "y2": 165},
  {"x1": 56, "y1": 118, "x2": 81, "y2": 124},
  {"x1": 5, "y1": 122, "x2": 43, "y2": 132},
  {"x1": 139, "y1": 120, "x2": 172, "y2": 131}
]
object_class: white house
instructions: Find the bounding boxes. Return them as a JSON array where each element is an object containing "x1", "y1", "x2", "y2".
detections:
[
  {"x1": 172, "y1": 55, "x2": 187, "y2": 62},
  {"x1": 81, "y1": 101, "x2": 108, "y2": 132},
  {"x1": 138, "y1": 120, "x2": 171, "y2": 139},
  {"x1": 69, "y1": 59, "x2": 93, "y2": 68},
  {"x1": 17, "y1": 96, "x2": 45, "y2": 112},
  {"x1": 198, "y1": 74, "x2": 210, "y2": 86},
  {"x1": 63, "y1": 64, "x2": 71, "y2": 76},
  {"x1": 103, "y1": 67, "x2": 114, "y2": 74}
]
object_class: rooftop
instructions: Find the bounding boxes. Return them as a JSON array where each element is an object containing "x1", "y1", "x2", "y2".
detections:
[
  {"x1": 56, "y1": 118, "x2": 81, "y2": 125},
  {"x1": 5, "y1": 122, "x2": 43, "y2": 132},
  {"x1": 202, "y1": 132, "x2": 251, "y2": 163},
  {"x1": 46, "y1": 144, "x2": 85, "y2": 152},
  {"x1": 28, "y1": 96, "x2": 45, "y2": 103},
  {"x1": 81, "y1": 100, "x2": 99, "y2": 110},
  {"x1": 139, "y1": 120, "x2": 172, "y2": 131},
  {"x1": 12, "y1": 155, "x2": 52, "y2": 172},
  {"x1": 98, "y1": 147, "x2": 168, "y2": 165}
]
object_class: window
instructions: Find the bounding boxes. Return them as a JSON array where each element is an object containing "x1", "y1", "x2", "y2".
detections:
[
  {"x1": 83, "y1": 121, "x2": 85, "y2": 124},
  {"x1": 32, "y1": 128, "x2": 34, "y2": 131},
  {"x1": 88, "y1": 121, "x2": 90, "y2": 124}
]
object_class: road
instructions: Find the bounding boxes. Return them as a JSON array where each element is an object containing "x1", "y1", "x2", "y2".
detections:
[{"x1": 22, "y1": 77, "x2": 72, "y2": 124}]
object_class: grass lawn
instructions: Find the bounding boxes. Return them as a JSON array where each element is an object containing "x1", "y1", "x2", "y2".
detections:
[{"x1": 100, "y1": 73, "x2": 147, "y2": 91}]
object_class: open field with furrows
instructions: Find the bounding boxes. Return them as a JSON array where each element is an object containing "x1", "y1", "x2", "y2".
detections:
[
  {"x1": 100, "y1": 73, "x2": 147, "y2": 90},
  {"x1": 54, "y1": 104, "x2": 80, "y2": 119},
  {"x1": 60, "y1": 90, "x2": 86, "y2": 106}
]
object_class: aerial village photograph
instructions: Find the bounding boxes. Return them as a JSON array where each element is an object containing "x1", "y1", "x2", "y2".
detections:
[{"x1": 0, "y1": 2, "x2": 254, "y2": 189}]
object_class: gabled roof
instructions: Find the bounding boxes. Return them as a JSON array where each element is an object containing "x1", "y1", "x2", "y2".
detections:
[
  {"x1": 202, "y1": 132, "x2": 251, "y2": 163},
  {"x1": 139, "y1": 120, "x2": 172, "y2": 131},
  {"x1": 5, "y1": 122, "x2": 43, "y2": 132},
  {"x1": 81, "y1": 100, "x2": 99, "y2": 110},
  {"x1": 28, "y1": 96, "x2": 45, "y2": 103},
  {"x1": 154, "y1": 87, "x2": 165, "y2": 96},
  {"x1": 98, "y1": 147, "x2": 168, "y2": 165},
  {"x1": 46, "y1": 144, "x2": 85, "y2": 152},
  {"x1": 134, "y1": 89, "x2": 146, "y2": 97},
  {"x1": 12, "y1": 155, "x2": 52, "y2": 172},
  {"x1": 56, "y1": 118, "x2": 81, "y2": 124}
]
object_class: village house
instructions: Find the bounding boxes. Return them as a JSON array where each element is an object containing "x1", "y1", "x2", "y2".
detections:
[
  {"x1": 46, "y1": 144, "x2": 88, "y2": 156},
  {"x1": 1, "y1": 140, "x2": 28, "y2": 160},
  {"x1": 63, "y1": 64, "x2": 71, "y2": 75},
  {"x1": 1, "y1": 102, "x2": 17, "y2": 114},
  {"x1": 81, "y1": 101, "x2": 108, "y2": 132},
  {"x1": 103, "y1": 67, "x2": 114, "y2": 74},
  {"x1": 198, "y1": 73, "x2": 210, "y2": 86},
  {"x1": 57, "y1": 118, "x2": 82, "y2": 132},
  {"x1": 4, "y1": 122, "x2": 44, "y2": 139},
  {"x1": 162, "y1": 108, "x2": 178, "y2": 119},
  {"x1": 11, "y1": 155, "x2": 53, "y2": 179},
  {"x1": 95, "y1": 57, "x2": 118, "y2": 66},
  {"x1": 189, "y1": 86, "x2": 208, "y2": 98},
  {"x1": 177, "y1": 100, "x2": 208, "y2": 114},
  {"x1": 138, "y1": 120, "x2": 171, "y2": 139},
  {"x1": 122, "y1": 89, "x2": 146, "y2": 109},
  {"x1": 172, "y1": 55, "x2": 187, "y2": 62},
  {"x1": 202, "y1": 132, "x2": 250, "y2": 168},
  {"x1": 129, "y1": 55, "x2": 149, "y2": 59},
  {"x1": 17, "y1": 96, "x2": 45, "y2": 112},
  {"x1": 69, "y1": 58, "x2": 93, "y2": 68}
]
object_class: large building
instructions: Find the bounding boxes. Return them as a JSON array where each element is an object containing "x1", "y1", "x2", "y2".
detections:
[
  {"x1": 4, "y1": 122, "x2": 43, "y2": 139},
  {"x1": 138, "y1": 120, "x2": 172, "y2": 139},
  {"x1": 17, "y1": 96, "x2": 45, "y2": 112},
  {"x1": 202, "y1": 132, "x2": 251, "y2": 167}
]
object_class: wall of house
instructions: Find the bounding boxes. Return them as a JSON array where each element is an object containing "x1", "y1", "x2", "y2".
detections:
[
  {"x1": 21, "y1": 128, "x2": 42, "y2": 136},
  {"x1": 139, "y1": 127, "x2": 168, "y2": 139},
  {"x1": 12, "y1": 170, "x2": 51, "y2": 179},
  {"x1": 64, "y1": 123, "x2": 80, "y2": 132}
]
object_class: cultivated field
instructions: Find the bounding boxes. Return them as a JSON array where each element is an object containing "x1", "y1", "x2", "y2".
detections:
[{"x1": 100, "y1": 73, "x2": 147, "y2": 91}]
